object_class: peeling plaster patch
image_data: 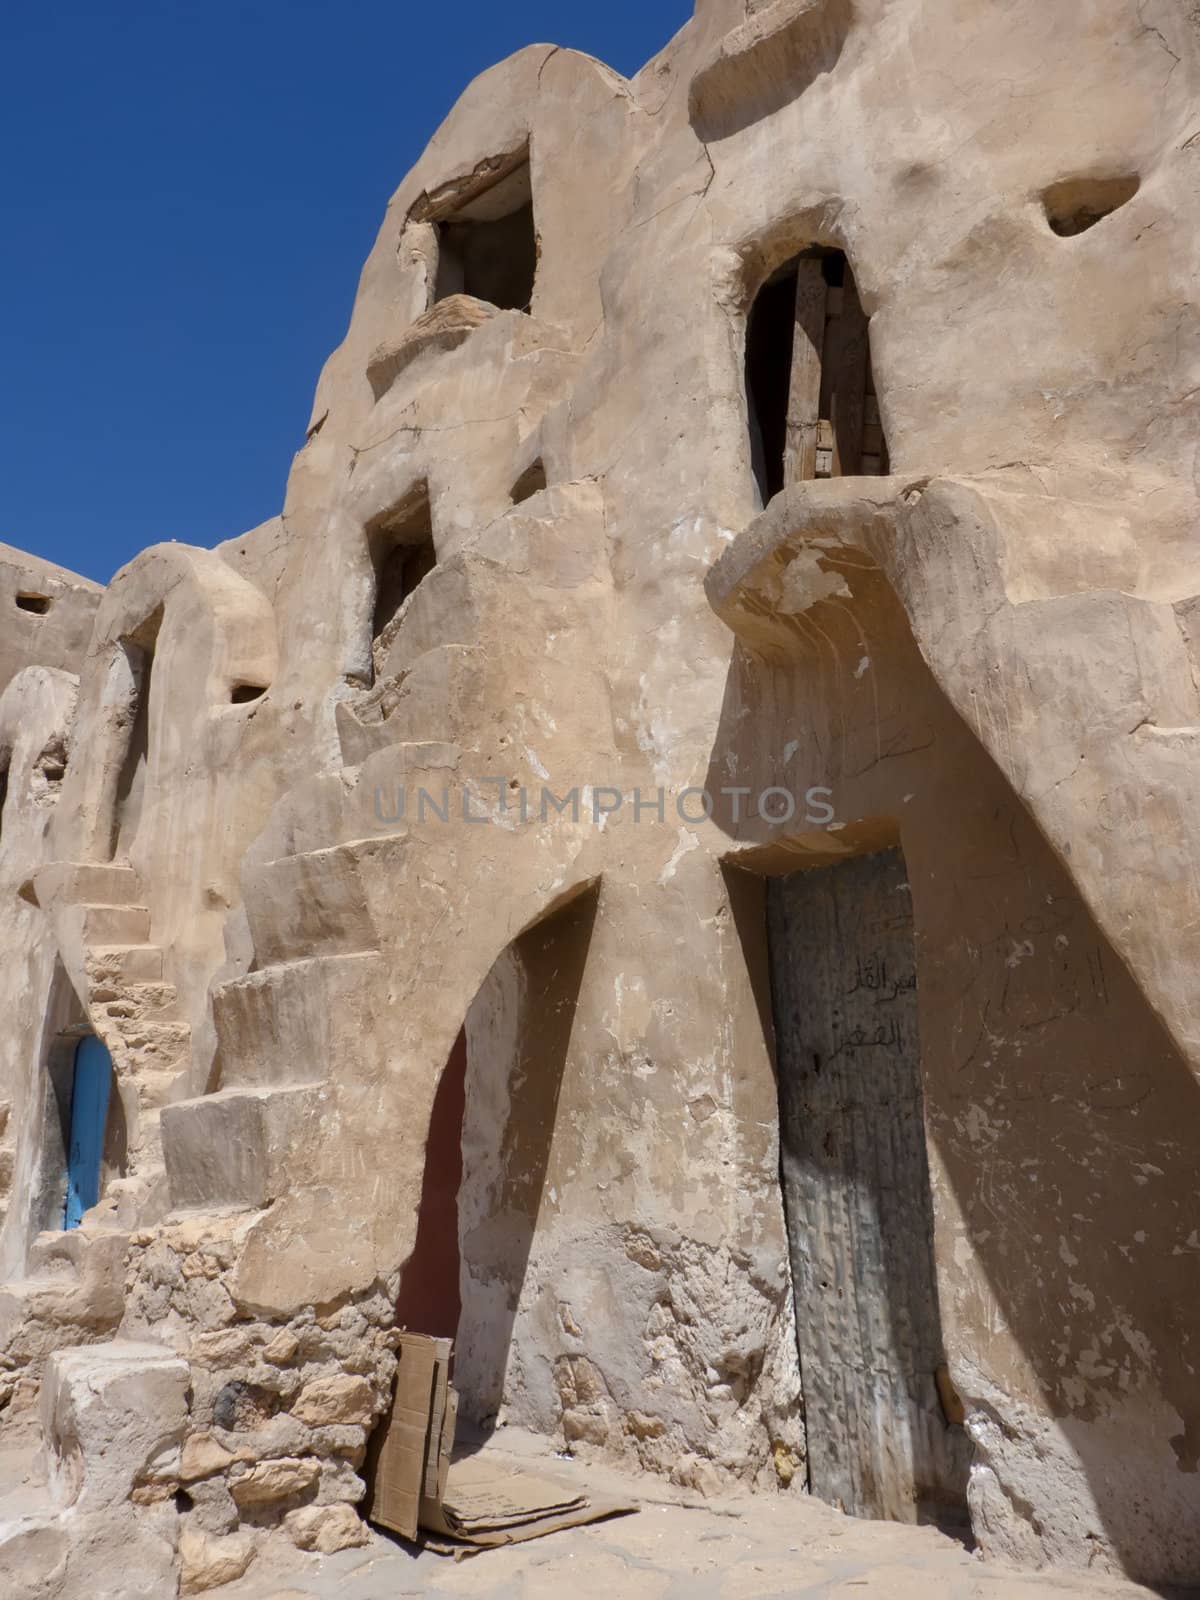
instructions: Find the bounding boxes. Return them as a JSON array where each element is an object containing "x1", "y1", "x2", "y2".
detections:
[
  {"x1": 669, "y1": 513, "x2": 712, "y2": 562},
  {"x1": 766, "y1": 548, "x2": 852, "y2": 615},
  {"x1": 854, "y1": 656, "x2": 871, "y2": 678},
  {"x1": 782, "y1": 740, "x2": 800, "y2": 764},
  {"x1": 689, "y1": 1093, "x2": 718, "y2": 1123},
  {"x1": 635, "y1": 673, "x2": 679, "y2": 787},
  {"x1": 659, "y1": 829, "x2": 700, "y2": 885},
  {"x1": 523, "y1": 746, "x2": 550, "y2": 780}
]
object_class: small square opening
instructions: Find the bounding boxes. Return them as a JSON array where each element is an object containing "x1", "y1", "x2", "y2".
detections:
[{"x1": 16, "y1": 592, "x2": 52, "y2": 615}]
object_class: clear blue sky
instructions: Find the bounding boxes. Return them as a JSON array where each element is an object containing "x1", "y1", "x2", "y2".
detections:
[{"x1": 0, "y1": 2, "x2": 691, "y2": 584}]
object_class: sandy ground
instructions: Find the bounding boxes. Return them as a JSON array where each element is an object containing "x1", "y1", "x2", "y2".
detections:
[{"x1": 223, "y1": 1430, "x2": 1179, "y2": 1600}]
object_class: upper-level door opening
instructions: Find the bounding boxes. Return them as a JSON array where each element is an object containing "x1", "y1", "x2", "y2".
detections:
[
  {"x1": 62, "y1": 1034, "x2": 115, "y2": 1230},
  {"x1": 766, "y1": 847, "x2": 970, "y2": 1529},
  {"x1": 746, "y1": 248, "x2": 888, "y2": 507},
  {"x1": 368, "y1": 486, "x2": 438, "y2": 678},
  {"x1": 434, "y1": 158, "x2": 537, "y2": 313},
  {"x1": 111, "y1": 606, "x2": 164, "y2": 860}
]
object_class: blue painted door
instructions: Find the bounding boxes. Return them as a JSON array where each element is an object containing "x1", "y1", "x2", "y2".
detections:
[{"x1": 64, "y1": 1035, "x2": 112, "y2": 1230}]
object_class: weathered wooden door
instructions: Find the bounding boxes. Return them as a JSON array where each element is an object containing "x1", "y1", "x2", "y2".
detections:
[
  {"x1": 767, "y1": 848, "x2": 969, "y2": 1523},
  {"x1": 64, "y1": 1035, "x2": 112, "y2": 1230}
]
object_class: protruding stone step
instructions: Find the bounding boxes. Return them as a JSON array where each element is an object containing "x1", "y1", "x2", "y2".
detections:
[
  {"x1": 162, "y1": 1085, "x2": 325, "y2": 1210},
  {"x1": 212, "y1": 951, "x2": 382, "y2": 1089},
  {"x1": 80, "y1": 904, "x2": 151, "y2": 946},
  {"x1": 28, "y1": 861, "x2": 143, "y2": 911},
  {"x1": 242, "y1": 845, "x2": 382, "y2": 966}
]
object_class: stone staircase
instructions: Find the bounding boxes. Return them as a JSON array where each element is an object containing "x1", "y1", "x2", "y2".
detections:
[
  {"x1": 0, "y1": 863, "x2": 193, "y2": 1422},
  {"x1": 33, "y1": 861, "x2": 192, "y2": 1169}
]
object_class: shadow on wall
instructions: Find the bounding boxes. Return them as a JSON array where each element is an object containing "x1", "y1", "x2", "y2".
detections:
[
  {"x1": 389, "y1": 888, "x2": 600, "y2": 1430},
  {"x1": 689, "y1": 0, "x2": 855, "y2": 142},
  {"x1": 704, "y1": 566, "x2": 1200, "y2": 1578}
]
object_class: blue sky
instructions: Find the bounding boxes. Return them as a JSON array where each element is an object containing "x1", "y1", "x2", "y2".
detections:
[{"x1": 0, "y1": 2, "x2": 692, "y2": 584}]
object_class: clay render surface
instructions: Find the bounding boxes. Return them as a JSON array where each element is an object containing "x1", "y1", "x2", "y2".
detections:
[{"x1": 2, "y1": 0, "x2": 1200, "y2": 1594}]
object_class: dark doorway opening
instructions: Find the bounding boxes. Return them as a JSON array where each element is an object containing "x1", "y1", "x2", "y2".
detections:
[
  {"x1": 112, "y1": 606, "x2": 163, "y2": 860},
  {"x1": 393, "y1": 1028, "x2": 468, "y2": 1342},
  {"x1": 435, "y1": 160, "x2": 537, "y2": 313},
  {"x1": 368, "y1": 487, "x2": 438, "y2": 662},
  {"x1": 766, "y1": 846, "x2": 970, "y2": 1529},
  {"x1": 746, "y1": 249, "x2": 888, "y2": 507}
]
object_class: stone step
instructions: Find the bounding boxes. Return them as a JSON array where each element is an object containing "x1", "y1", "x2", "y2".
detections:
[
  {"x1": 88, "y1": 945, "x2": 165, "y2": 985},
  {"x1": 0, "y1": 1232, "x2": 129, "y2": 1355},
  {"x1": 211, "y1": 951, "x2": 381, "y2": 1089},
  {"x1": 336, "y1": 644, "x2": 482, "y2": 767},
  {"x1": 161, "y1": 1085, "x2": 325, "y2": 1211},
  {"x1": 92, "y1": 981, "x2": 182, "y2": 1023},
  {"x1": 81, "y1": 904, "x2": 151, "y2": 946},
  {"x1": 26, "y1": 1229, "x2": 91, "y2": 1280},
  {"x1": 30, "y1": 861, "x2": 143, "y2": 910},
  {"x1": 103, "y1": 1017, "x2": 190, "y2": 1063},
  {"x1": 241, "y1": 844, "x2": 384, "y2": 967}
]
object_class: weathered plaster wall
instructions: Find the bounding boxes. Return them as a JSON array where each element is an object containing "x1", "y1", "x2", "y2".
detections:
[
  {"x1": 0, "y1": 545, "x2": 100, "y2": 699},
  {"x1": 0, "y1": 668, "x2": 79, "y2": 1278},
  {"x1": 2, "y1": 0, "x2": 1199, "y2": 1591}
]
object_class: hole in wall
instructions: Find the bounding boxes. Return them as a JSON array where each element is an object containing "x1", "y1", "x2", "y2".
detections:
[
  {"x1": 434, "y1": 159, "x2": 537, "y2": 313},
  {"x1": 511, "y1": 459, "x2": 547, "y2": 504},
  {"x1": 36, "y1": 739, "x2": 67, "y2": 788},
  {"x1": 746, "y1": 247, "x2": 888, "y2": 506},
  {"x1": 15, "y1": 593, "x2": 51, "y2": 615},
  {"x1": 230, "y1": 683, "x2": 268, "y2": 705},
  {"x1": 1042, "y1": 174, "x2": 1139, "y2": 236}
]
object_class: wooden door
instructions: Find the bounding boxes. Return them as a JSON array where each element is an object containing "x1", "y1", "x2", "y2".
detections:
[
  {"x1": 64, "y1": 1035, "x2": 112, "y2": 1229},
  {"x1": 767, "y1": 849, "x2": 969, "y2": 1523}
]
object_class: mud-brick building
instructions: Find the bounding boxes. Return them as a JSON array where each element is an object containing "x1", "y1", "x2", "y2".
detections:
[{"x1": 1, "y1": 1, "x2": 1199, "y2": 1593}]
